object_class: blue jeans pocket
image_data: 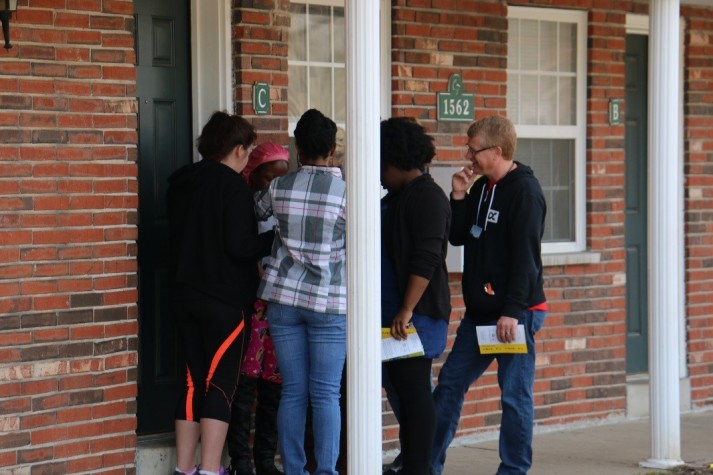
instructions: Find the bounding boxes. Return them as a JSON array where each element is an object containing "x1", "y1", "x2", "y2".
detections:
[
  {"x1": 530, "y1": 310, "x2": 546, "y2": 334},
  {"x1": 412, "y1": 314, "x2": 448, "y2": 359}
]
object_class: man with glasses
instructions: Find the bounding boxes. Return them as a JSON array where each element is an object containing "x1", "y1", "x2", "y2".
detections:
[{"x1": 430, "y1": 115, "x2": 547, "y2": 475}]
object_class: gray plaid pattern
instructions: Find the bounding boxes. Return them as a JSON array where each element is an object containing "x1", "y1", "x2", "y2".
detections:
[{"x1": 256, "y1": 166, "x2": 347, "y2": 314}]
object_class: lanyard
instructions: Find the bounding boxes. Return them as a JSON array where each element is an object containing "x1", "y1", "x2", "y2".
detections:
[{"x1": 474, "y1": 183, "x2": 497, "y2": 232}]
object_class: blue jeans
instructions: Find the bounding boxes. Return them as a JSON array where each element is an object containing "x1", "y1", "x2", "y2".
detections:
[
  {"x1": 267, "y1": 303, "x2": 346, "y2": 475},
  {"x1": 430, "y1": 310, "x2": 546, "y2": 475}
]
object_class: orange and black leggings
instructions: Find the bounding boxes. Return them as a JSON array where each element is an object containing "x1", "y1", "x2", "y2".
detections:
[{"x1": 174, "y1": 292, "x2": 247, "y2": 423}]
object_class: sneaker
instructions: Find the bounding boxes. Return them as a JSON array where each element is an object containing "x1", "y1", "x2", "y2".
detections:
[
  {"x1": 196, "y1": 468, "x2": 227, "y2": 475},
  {"x1": 174, "y1": 467, "x2": 198, "y2": 475}
]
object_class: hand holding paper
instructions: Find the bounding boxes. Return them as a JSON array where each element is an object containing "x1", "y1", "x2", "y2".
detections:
[
  {"x1": 381, "y1": 327, "x2": 425, "y2": 361},
  {"x1": 476, "y1": 324, "x2": 527, "y2": 354}
]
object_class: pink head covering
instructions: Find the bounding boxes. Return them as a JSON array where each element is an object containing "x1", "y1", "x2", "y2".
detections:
[{"x1": 242, "y1": 142, "x2": 289, "y2": 187}]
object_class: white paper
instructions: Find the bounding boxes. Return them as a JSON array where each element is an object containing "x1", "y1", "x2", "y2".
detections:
[
  {"x1": 381, "y1": 328, "x2": 425, "y2": 361},
  {"x1": 475, "y1": 324, "x2": 527, "y2": 354}
]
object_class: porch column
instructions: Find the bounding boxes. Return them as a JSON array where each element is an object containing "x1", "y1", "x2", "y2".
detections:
[
  {"x1": 345, "y1": 1, "x2": 382, "y2": 474},
  {"x1": 641, "y1": 0, "x2": 684, "y2": 469}
]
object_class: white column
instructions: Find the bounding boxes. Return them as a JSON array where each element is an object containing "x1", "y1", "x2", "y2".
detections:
[
  {"x1": 640, "y1": 0, "x2": 684, "y2": 469},
  {"x1": 345, "y1": 2, "x2": 382, "y2": 475}
]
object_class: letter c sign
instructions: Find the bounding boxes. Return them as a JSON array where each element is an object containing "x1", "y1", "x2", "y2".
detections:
[{"x1": 253, "y1": 82, "x2": 270, "y2": 115}]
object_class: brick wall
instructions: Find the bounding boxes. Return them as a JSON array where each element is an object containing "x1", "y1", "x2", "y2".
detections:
[
  {"x1": 0, "y1": 1, "x2": 139, "y2": 473},
  {"x1": 683, "y1": 4, "x2": 713, "y2": 408},
  {"x1": 391, "y1": 0, "x2": 507, "y2": 165},
  {"x1": 232, "y1": 1, "x2": 290, "y2": 146}
]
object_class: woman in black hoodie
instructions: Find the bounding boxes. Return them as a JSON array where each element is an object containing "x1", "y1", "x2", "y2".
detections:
[
  {"x1": 167, "y1": 112, "x2": 274, "y2": 475},
  {"x1": 380, "y1": 117, "x2": 451, "y2": 475}
]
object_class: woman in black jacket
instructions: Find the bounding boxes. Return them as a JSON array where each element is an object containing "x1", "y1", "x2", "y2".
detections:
[
  {"x1": 167, "y1": 112, "x2": 274, "y2": 475},
  {"x1": 380, "y1": 117, "x2": 451, "y2": 475}
]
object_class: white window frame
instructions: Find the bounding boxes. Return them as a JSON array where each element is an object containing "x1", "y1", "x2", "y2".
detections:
[
  {"x1": 190, "y1": 0, "x2": 233, "y2": 161},
  {"x1": 508, "y1": 7, "x2": 588, "y2": 254},
  {"x1": 288, "y1": 0, "x2": 391, "y2": 134}
]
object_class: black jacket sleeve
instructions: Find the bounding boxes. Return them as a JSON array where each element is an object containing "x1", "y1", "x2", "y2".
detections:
[
  {"x1": 407, "y1": 186, "x2": 450, "y2": 280},
  {"x1": 449, "y1": 186, "x2": 478, "y2": 246}
]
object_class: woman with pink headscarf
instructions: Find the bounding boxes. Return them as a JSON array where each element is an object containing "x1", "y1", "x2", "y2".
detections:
[{"x1": 227, "y1": 143, "x2": 289, "y2": 475}]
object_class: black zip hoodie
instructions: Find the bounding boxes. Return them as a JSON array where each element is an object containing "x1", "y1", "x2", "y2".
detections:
[
  {"x1": 382, "y1": 173, "x2": 452, "y2": 322},
  {"x1": 166, "y1": 159, "x2": 274, "y2": 310},
  {"x1": 450, "y1": 162, "x2": 546, "y2": 323}
]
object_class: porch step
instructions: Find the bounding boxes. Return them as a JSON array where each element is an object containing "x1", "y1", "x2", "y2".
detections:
[
  {"x1": 136, "y1": 433, "x2": 177, "y2": 475},
  {"x1": 136, "y1": 434, "x2": 233, "y2": 475},
  {"x1": 626, "y1": 375, "x2": 690, "y2": 418}
]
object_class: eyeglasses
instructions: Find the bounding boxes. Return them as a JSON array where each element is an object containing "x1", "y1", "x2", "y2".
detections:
[{"x1": 466, "y1": 144, "x2": 496, "y2": 157}]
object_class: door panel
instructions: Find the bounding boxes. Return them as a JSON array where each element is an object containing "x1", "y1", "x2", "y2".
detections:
[
  {"x1": 624, "y1": 34, "x2": 649, "y2": 374},
  {"x1": 136, "y1": 0, "x2": 192, "y2": 434}
]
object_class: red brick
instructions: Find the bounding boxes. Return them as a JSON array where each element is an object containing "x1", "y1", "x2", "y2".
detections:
[
  {"x1": 101, "y1": 65, "x2": 135, "y2": 81},
  {"x1": 33, "y1": 294, "x2": 71, "y2": 311},
  {"x1": 67, "y1": 30, "x2": 102, "y2": 45},
  {"x1": 55, "y1": 79, "x2": 92, "y2": 95},
  {"x1": 17, "y1": 445, "x2": 53, "y2": 464},
  {"x1": 21, "y1": 412, "x2": 58, "y2": 430},
  {"x1": 20, "y1": 280, "x2": 58, "y2": 295},
  {"x1": 18, "y1": 79, "x2": 55, "y2": 94},
  {"x1": 66, "y1": 455, "x2": 103, "y2": 473},
  {"x1": 55, "y1": 440, "x2": 91, "y2": 459}
]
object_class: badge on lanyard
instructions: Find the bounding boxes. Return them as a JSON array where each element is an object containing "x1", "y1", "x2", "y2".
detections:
[{"x1": 470, "y1": 224, "x2": 483, "y2": 239}]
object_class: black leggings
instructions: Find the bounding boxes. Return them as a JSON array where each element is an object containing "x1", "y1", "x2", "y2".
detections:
[
  {"x1": 174, "y1": 294, "x2": 247, "y2": 423},
  {"x1": 383, "y1": 357, "x2": 435, "y2": 475}
]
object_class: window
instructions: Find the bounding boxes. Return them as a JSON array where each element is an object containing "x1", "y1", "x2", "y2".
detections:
[
  {"x1": 288, "y1": 0, "x2": 391, "y2": 133},
  {"x1": 507, "y1": 7, "x2": 587, "y2": 253},
  {"x1": 289, "y1": 1, "x2": 346, "y2": 129}
]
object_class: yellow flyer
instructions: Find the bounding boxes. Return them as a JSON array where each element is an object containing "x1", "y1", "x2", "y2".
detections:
[
  {"x1": 381, "y1": 327, "x2": 425, "y2": 361},
  {"x1": 476, "y1": 324, "x2": 527, "y2": 354}
]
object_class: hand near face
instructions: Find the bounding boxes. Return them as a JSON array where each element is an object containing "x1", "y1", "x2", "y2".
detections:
[{"x1": 452, "y1": 165, "x2": 477, "y2": 199}]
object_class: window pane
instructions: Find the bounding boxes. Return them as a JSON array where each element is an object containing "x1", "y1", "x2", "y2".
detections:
[
  {"x1": 508, "y1": 19, "x2": 519, "y2": 69},
  {"x1": 520, "y1": 75, "x2": 538, "y2": 125},
  {"x1": 559, "y1": 76, "x2": 576, "y2": 125},
  {"x1": 519, "y1": 20, "x2": 538, "y2": 71},
  {"x1": 289, "y1": 65, "x2": 307, "y2": 121},
  {"x1": 507, "y1": 74, "x2": 520, "y2": 121},
  {"x1": 309, "y1": 5, "x2": 331, "y2": 63},
  {"x1": 539, "y1": 75, "x2": 557, "y2": 125},
  {"x1": 310, "y1": 66, "x2": 333, "y2": 116},
  {"x1": 549, "y1": 189, "x2": 573, "y2": 240},
  {"x1": 334, "y1": 7, "x2": 345, "y2": 63},
  {"x1": 540, "y1": 21, "x2": 557, "y2": 72},
  {"x1": 334, "y1": 67, "x2": 346, "y2": 122},
  {"x1": 515, "y1": 138, "x2": 574, "y2": 242},
  {"x1": 289, "y1": 4, "x2": 306, "y2": 61},
  {"x1": 559, "y1": 22, "x2": 577, "y2": 73}
]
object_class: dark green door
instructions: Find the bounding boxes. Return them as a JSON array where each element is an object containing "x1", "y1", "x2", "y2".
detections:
[
  {"x1": 624, "y1": 34, "x2": 648, "y2": 374},
  {"x1": 136, "y1": 0, "x2": 192, "y2": 433}
]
